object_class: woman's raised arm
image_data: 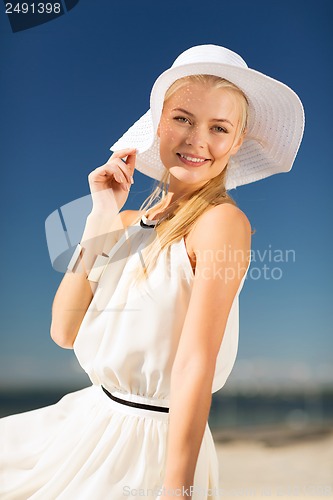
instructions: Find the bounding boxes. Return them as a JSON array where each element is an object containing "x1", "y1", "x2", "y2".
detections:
[{"x1": 50, "y1": 149, "x2": 136, "y2": 349}]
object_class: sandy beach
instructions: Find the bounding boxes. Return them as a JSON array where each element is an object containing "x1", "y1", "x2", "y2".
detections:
[{"x1": 212, "y1": 425, "x2": 333, "y2": 500}]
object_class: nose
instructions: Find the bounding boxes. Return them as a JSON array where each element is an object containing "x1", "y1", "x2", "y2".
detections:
[{"x1": 185, "y1": 124, "x2": 207, "y2": 148}]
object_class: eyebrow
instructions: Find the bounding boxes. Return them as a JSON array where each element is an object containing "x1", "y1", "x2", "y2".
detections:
[{"x1": 172, "y1": 108, "x2": 234, "y2": 127}]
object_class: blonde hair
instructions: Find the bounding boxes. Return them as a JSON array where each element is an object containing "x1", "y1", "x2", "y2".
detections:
[{"x1": 131, "y1": 75, "x2": 253, "y2": 284}]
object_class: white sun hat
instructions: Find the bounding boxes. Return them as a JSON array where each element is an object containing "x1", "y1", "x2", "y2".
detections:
[{"x1": 110, "y1": 44, "x2": 305, "y2": 190}]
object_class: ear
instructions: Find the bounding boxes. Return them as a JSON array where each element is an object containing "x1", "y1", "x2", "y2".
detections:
[{"x1": 230, "y1": 132, "x2": 245, "y2": 156}]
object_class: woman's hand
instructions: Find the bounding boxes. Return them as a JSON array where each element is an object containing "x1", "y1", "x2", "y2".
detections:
[{"x1": 88, "y1": 147, "x2": 136, "y2": 214}]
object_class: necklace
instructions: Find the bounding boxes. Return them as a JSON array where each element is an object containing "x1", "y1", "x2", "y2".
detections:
[{"x1": 140, "y1": 213, "x2": 159, "y2": 229}]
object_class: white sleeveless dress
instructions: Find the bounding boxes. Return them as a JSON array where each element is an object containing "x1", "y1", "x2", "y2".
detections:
[{"x1": 0, "y1": 214, "x2": 251, "y2": 500}]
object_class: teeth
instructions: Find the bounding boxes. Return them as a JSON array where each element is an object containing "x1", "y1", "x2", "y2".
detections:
[{"x1": 180, "y1": 154, "x2": 206, "y2": 163}]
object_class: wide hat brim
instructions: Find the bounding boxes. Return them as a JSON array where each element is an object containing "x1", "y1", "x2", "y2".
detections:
[{"x1": 110, "y1": 46, "x2": 305, "y2": 190}]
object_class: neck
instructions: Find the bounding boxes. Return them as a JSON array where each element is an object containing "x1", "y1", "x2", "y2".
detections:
[
  {"x1": 147, "y1": 175, "x2": 210, "y2": 221},
  {"x1": 164, "y1": 175, "x2": 208, "y2": 206}
]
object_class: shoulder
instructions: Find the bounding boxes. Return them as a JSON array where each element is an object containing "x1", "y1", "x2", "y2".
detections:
[
  {"x1": 201, "y1": 203, "x2": 251, "y2": 235},
  {"x1": 117, "y1": 209, "x2": 144, "y2": 228},
  {"x1": 188, "y1": 203, "x2": 252, "y2": 257},
  {"x1": 104, "y1": 210, "x2": 142, "y2": 235}
]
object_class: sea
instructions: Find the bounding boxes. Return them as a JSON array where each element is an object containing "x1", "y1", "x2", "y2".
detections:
[{"x1": 1, "y1": 384, "x2": 333, "y2": 434}]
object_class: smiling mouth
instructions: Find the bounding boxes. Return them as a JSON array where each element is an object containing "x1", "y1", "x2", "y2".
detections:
[{"x1": 177, "y1": 153, "x2": 211, "y2": 165}]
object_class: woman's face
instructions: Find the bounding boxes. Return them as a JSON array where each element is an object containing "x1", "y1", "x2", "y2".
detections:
[{"x1": 157, "y1": 82, "x2": 244, "y2": 189}]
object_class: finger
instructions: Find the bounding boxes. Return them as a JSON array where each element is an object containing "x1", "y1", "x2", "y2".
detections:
[
  {"x1": 112, "y1": 159, "x2": 134, "y2": 184},
  {"x1": 108, "y1": 148, "x2": 137, "y2": 162},
  {"x1": 91, "y1": 165, "x2": 128, "y2": 191},
  {"x1": 125, "y1": 151, "x2": 136, "y2": 173},
  {"x1": 120, "y1": 152, "x2": 136, "y2": 185},
  {"x1": 91, "y1": 164, "x2": 124, "y2": 184},
  {"x1": 102, "y1": 160, "x2": 132, "y2": 191}
]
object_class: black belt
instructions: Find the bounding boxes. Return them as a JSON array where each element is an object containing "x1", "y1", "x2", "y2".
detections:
[{"x1": 102, "y1": 386, "x2": 169, "y2": 413}]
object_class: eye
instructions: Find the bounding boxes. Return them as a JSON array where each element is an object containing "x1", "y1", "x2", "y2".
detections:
[
  {"x1": 212, "y1": 125, "x2": 228, "y2": 133},
  {"x1": 174, "y1": 116, "x2": 191, "y2": 124}
]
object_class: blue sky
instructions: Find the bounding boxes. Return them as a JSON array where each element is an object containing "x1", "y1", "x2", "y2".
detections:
[{"x1": 0, "y1": 0, "x2": 332, "y2": 391}]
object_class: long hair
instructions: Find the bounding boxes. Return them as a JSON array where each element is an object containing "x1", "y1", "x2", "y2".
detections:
[{"x1": 131, "y1": 75, "x2": 254, "y2": 284}]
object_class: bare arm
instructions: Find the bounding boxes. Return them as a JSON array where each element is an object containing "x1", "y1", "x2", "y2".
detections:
[
  {"x1": 51, "y1": 211, "x2": 127, "y2": 349},
  {"x1": 161, "y1": 204, "x2": 252, "y2": 496},
  {"x1": 50, "y1": 148, "x2": 137, "y2": 349}
]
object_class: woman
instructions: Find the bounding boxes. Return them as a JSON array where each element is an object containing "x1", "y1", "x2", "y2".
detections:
[{"x1": 0, "y1": 45, "x2": 304, "y2": 499}]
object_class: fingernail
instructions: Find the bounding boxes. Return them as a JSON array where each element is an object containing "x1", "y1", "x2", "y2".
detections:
[
  {"x1": 127, "y1": 185, "x2": 131, "y2": 192},
  {"x1": 130, "y1": 176, "x2": 134, "y2": 184}
]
